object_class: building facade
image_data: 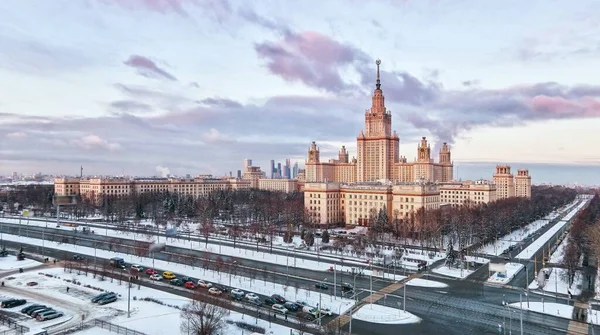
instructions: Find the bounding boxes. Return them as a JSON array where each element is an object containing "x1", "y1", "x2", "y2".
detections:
[
  {"x1": 439, "y1": 180, "x2": 497, "y2": 207},
  {"x1": 493, "y1": 165, "x2": 531, "y2": 199},
  {"x1": 305, "y1": 60, "x2": 453, "y2": 184}
]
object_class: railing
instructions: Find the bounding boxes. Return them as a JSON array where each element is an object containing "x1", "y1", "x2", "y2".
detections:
[
  {"x1": 0, "y1": 314, "x2": 29, "y2": 334},
  {"x1": 94, "y1": 319, "x2": 146, "y2": 335}
]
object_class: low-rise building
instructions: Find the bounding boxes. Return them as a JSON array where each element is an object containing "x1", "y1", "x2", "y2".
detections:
[{"x1": 439, "y1": 180, "x2": 497, "y2": 207}]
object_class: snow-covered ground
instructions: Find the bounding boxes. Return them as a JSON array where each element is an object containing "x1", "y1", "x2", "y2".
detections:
[
  {"x1": 487, "y1": 263, "x2": 524, "y2": 285},
  {"x1": 0, "y1": 255, "x2": 41, "y2": 271},
  {"x1": 2, "y1": 268, "x2": 309, "y2": 335},
  {"x1": 352, "y1": 304, "x2": 421, "y2": 324},
  {"x1": 528, "y1": 268, "x2": 582, "y2": 296},
  {"x1": 0, "y1": 217, "x2": 409, "y2": 279},
  {"x1": 406, "y1": 278, "x2": 448, "y2": 288},
  {"x1": 431, "y1": 255, "x2": 489, "y2": 279},
  {"x1": 0, "y1": 233, "x2": 355, "y2": 316},
  {"x1": 509, "y1": 302, "x2": 573, "y2": 322}
]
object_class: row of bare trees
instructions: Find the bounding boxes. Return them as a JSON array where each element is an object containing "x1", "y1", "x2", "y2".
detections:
[{"x1": 563, "y1": 194, "x2": 600, "y2": 284}]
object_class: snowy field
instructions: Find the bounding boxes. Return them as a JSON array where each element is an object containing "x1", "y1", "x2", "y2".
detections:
[
  {"x1": 0, "y1": 255, "x2": 41, "y2": 271},
  {"x1": 515, "y1": 200, "x2": 587, "y2": 260},
  {"x1": 509, "y1": 302, "x2": 573, "y2": 322},
  {"x1": 528, "y1": 268, "x2": 583, "y2": 296},
  {"x1": 0, "y1": 233, "x2": 356, "y2": 316},
  {"x1": 352, "y1": 304, "x2": 421, "y2": 324},
  {"x1": 487, "y1": 263, "x2": 524, "y2": 285},
  {"x1": 431, "y1": 255, "x2": 489, "y2": 279},
  {"x1": 1, "y1": 267, "x2": 308, "y2": 335}
]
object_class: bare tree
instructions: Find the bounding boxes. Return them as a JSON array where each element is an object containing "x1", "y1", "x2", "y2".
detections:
[{"x1": 180, "y1": 291, "x2": 231, "y2": 335}]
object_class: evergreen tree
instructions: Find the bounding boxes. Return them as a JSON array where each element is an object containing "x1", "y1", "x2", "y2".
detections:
[{"x1": 321, "y1": 230, "x2": 330, "y2": 244}]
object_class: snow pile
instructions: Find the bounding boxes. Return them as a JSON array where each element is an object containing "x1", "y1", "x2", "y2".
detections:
[
  {"x1": 352, "y1": 304, "x2": 421, "y2": 324},
  {"x1": 0, "y1": 255, "x2": 41, "y2": 271}
]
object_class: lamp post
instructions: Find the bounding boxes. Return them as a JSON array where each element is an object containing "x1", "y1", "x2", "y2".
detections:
[{"x1": 519, "y1": 292, "x2": 523, "y2": 335}]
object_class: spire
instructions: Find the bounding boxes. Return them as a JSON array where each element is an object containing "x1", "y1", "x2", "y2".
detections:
[{"x1": 375, "y1": 59, "x2": 381, "y2": 90}]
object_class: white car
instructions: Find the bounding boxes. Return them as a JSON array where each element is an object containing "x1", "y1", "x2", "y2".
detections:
[
  {"x1": 272, "y1": 304, "x2": 288, "y2": 314},
  {"x1": 131, "y1": 265, "x2": 144, "y2": 272},
  {"x1": 245, "y1": 293, "x2": 259, "y2": 301},
  {"x1": 197, "y1": 280, "x2": 212, "y2": 288},
  {"x1": 231, "y1": 288, "x2": 244, "y2": 296},
  {"x1": 208, "y1": 287, "x2": 222, "y2": 295},
  {"x1": 149, "y1": 274, "x2": 162, "y2": 281}
]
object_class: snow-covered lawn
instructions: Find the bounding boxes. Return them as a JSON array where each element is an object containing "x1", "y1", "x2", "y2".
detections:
[
  {"x1": 528, "y1": 268, "x2": 582, "y2": 296},
  {"x1": 352, "y1": 303, "x2": 421, "y2": 324},
  {"x1": 2, "y1": 268, "x2": 308, "y2": 335},
  {"x1": 74, "y1": 327, "x2": 113, "y2": 334},
  {"x1": 509, "y1": 302, "x2": 572, "y2": 321},
  {"x1": 0, "y1": 233, "x2": 355, "y2": 316},
  {"x1": 431, "y1": 265, "x2": 474, "y2": 279},
  {"x1": 487, "y1": 263, "x2": 523, "y2": 285},
  {"x1": 431, "y1": 256, "x2": 488, "y2": 279},
  {"x1": 406, "y1": 278, "x2": 448, "y2": 288},
  {"x1": 0, "y1": 255, "x2": 41, "y2": 271},
  {"x1": 550, "y1": 237, "x2": 568, "y2": 263}
]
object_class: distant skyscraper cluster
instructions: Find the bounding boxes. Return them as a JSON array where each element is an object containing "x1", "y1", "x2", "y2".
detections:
[{"x1": 270, "y1": 159, "x2": 299, "y2": 179}]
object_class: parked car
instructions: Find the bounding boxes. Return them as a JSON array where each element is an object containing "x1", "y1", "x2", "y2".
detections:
[
  {"x1": 341, "y1": 283, "x2": 353, "y2": 292},
  {"x1": 208, "y1": 287, "x2": 222, "y2": 295},
  {"x1": 27, "y1": 306, "x2": 50, "y2": 316},
  {"x1": 1, "y1": 299, "x2": 27, "y2": 308},
  {"x1": 184, "y1": 281, "x2": 197, "y2": 289},
  {"x1": 302, "y1": 306, "x2": 319, "y2": 318},
  {"x1": 271, "y1": 294, "x2": 286, "y2": 304},
  {"x1": 272, "y1": 304, "x2": 288, "y2": 314},
  {"x1": 212, "y1": 285, "x2": 228, "y2": 293},
  {"x1": 247, "y1": 299, "x2": 262, "y2": 307},
  {"x1": 297, "y1": 311, "x2": 316, "y2": 321},
  {"x1": 37, "y1": 310, "x2": 64, "y2": 321},
  {"x1": 131, "y1": 265, "x2": 144, "y2": 272},
  {"x1": 21, "y1": 304, "x2": 45, "y2": 314},
  {"x1": 91, "y1": 292, "x2": 116, "y2": 303},
  {"x1": 162, "y1": 271, "x2": 176, "y2": 280},
  {"x1": 315, "y1": 282, "x2": 329, "y2": 290},
  {"x1": 283, "y1": 301, "x2": 300, "y2": 312},
  {"x1": 170, "y1": 279, "x2": 184, "y2": 286},
  {"x1": 72, "y1": 254, "x2": 85, "y2": 261},
  {"x1": 149, "y1": 274, "x2": 162, "y2": 281},
  {"x1": 31, "y1": 308, "x2": 54, "y2": 318},
  {"x1": 98, "y1": 295, "x2": 117, "y2": 305},
  {"x1": 197, "y1": 280, "x2": 212, "y2": 288},
  {"x1": 145, "y1": 268, "x2": 158, "y2": 275}
]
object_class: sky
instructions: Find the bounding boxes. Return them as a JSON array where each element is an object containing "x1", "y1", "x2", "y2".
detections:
[{"x1": 1, "y1": 0, "x2": 600, "y2": 180}]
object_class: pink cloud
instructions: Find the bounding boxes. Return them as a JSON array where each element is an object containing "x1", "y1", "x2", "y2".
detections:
[
  {"x1": 124, "y1": 55, "x2": 177, "y2": 81},
  {"x1": 527, "y1": 95, "x2": 600, "y2": 117}
]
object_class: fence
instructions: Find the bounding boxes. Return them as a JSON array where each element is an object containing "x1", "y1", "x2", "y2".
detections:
[
  {"x1": 94, "y1": 319, "x2": 147, "y2": 335},
  {"x1": 0, "y1": 314, "x2": 29, "y2": 335}
]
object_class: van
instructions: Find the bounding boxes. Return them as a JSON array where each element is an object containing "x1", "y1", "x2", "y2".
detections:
[{"x1": 302, "y1": 306, "x2": 319, "y2": 318}]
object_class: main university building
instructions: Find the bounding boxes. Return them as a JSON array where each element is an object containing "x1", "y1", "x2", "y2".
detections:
[
  {"x1": 54, "y1": 60, "x2": 531, "y2": 227},
  {"x1": 302, "y1": 60, "x2": 531, "y2": 226}
]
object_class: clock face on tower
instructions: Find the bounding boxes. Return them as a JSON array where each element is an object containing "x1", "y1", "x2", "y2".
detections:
[{"x1": 420, "y1": 148, "x2": 424, "y2": 153}]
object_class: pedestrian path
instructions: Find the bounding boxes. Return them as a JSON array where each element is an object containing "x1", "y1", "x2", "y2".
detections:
[
  {"x1": 567, "y1": 301, "x2": 590, "y2": 335},
  {"x1": 332, "y1": 272, "x2": 423, "y2": 329}
]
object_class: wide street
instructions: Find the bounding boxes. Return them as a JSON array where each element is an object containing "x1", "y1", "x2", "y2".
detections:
[{"x1": 0, "y1": 199, "x2": 597, "y2": 335}]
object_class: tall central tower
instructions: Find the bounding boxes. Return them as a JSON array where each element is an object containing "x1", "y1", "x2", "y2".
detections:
[{"x1": 356, "y1": 60, "x2": 400, "y2": 182}]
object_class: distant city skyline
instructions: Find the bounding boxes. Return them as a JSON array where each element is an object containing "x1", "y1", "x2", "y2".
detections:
[{"x1": 1, "y1": 1, "x2": 599, "y2": 182}]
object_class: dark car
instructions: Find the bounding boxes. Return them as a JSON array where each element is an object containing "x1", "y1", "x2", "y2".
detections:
[
  {"x1": 72, "y1": 254, "x2": 85, "y2": 261},
  {"x1": 283, "y1": 302, "x2": 300, "y2": 312},
  {"x1": 271, "y1": 294, "x2": 286, "y2": 304},
  {"x1": 21, "y1": 304, "x2": 45, "y2": 314},
  {"x1": 213, "y1": 285, "x2": 228, "y2": 293},
  {"x1": 31, "y1": 308, "x2": 54, "y2": 317},
  {"x1": 248, "y1": 299, "x2": 263, "y2": 307},
  {"x1": 315, "y1": 282, "x2": 329, "y2": 290},
  {"x1": 1, "y1": 299, "x2": 27, "y2": 308},
  {"x1": 92, "y1": 292, "x2": 116, "y2": 303},
  {"x1": 180, "y1": 277, "x2": 194, "y2": 283},
  {"x1": 341, "y1": 283, "x2": 353, "y2": 292},
  {"x1": 264, "y1": 297, "x2": 278, "y2": 305},
  {"x1": 27, "y1": 306, "x2": 50, "y2": 316},
  {"x1": 98, "y1": 295, "x2": 117, "y2": 305},
  {"x1": 298, "y1": 311, "x2": 316, "y2": 321},
  {"x1": 170, "y1": 278, "x2": 185, "y2": 286}
]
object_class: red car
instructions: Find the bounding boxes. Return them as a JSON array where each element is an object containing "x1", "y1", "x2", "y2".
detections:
[
  {"x1": 145, "y1": 268, "x2": 158, "y2": 275},
  {"x1": 184, "y1": 281, "x2": 197, "y2": 289}
]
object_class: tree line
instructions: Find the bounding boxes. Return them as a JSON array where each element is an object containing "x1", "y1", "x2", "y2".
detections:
[{"x1": 566, "y1": 194, "x2": 600, "y2": 285}]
